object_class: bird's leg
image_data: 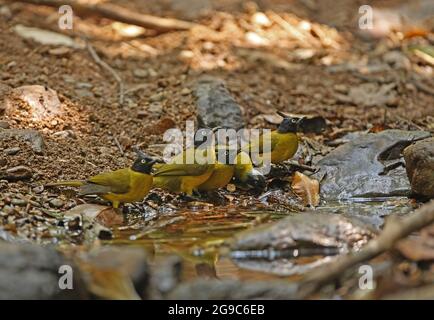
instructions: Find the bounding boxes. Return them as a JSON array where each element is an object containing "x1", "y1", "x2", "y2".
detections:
[{"x1": 112, "y1": 201, "x2": 120, "y2": 209}]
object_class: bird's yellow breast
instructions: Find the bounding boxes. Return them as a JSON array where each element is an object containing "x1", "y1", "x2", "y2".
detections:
[
  {"x1": 269, "y1": 132, "x2": 298, "y2": 163},
  {"x1": 103, "y1": 170, "x2": 153, "y2": 204},
  {"x1": 198, "y1": 163, "x2": 234, "y2": 191}
]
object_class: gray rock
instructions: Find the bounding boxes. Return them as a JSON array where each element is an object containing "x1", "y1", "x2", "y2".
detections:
[
  {"x1": 168, "y1": 279, "x2": 298, "y2": 300},
  {"x1": 0, "y1": 242, "x2": 87, "y2": 299},
  {"x1": 49, "y1": 198, "x2": 64, "y2": 208},
  {"x1": 133, "y1": 69, "x2": 149, "y2": 78},
  {"x1": 229, "y1": 213, "x2": 376, "y2": 276},
  {"x1": 0, "y1": 121, "x2": 9, "y2": 129},
  {"x1": 404, "y1": 137, "x2": 434, "y2": 198},
  {"x1": 11, "y1": 198, "x2": 27, "y2": 206},
  {"x1": 194, "y1": 76, "x2": 245, "y2": 130},
  {"x1": 0, "y1": 165, "x2": 32, "y2": 181},
  {"x1": 4, "y1": 147, "x2": 20, "y2": 155},
  {"x1": 148, "y1": 255, "x2": 182, "y2": 299},
  {"x1": 315, "y1": 130, "x2": 431, "y2": 200},
  {"x1": 231, "y1": 213, "x2": 375, "y2": 253},
  {"x1": 0, "y1": 128, "x2": 45, "y2": 154}
]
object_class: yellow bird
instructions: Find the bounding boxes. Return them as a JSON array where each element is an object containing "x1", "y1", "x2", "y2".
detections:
[
  {"x1": 46, "y1": 149, "x2": 157, "y2": 208},
  {"x1": 245, "y1": 112, "x2": 302, "y2": 164},
  {"x1": 234, "y1": 151, "x2": 266, "y2": 190},
  {"x1": 153, "y1": 129, "x2": 217, "y2": 195},
  {"x1": 197, "y1": 146, "x2": 236, "y2": 192}
]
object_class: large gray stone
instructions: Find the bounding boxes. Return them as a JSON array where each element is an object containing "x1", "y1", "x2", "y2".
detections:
[
  {"x1": 315, "y1": 130, "x2": 431, "y2": 200},
  {"x1": 229, "y1": 212, "x2": 376, "y2": 276},
  {"x1": 194, "y1": 76, "x2": 245, "y2": 130},
  {"x1": 0, "y1": 128, "x2": 45, "y2": 154},
  {"x1": 404, "y1": 137, "x2": 434, "y2": 198},
  {"x1": 0, "y1": 242, "x2": 86, "y2": 299}
]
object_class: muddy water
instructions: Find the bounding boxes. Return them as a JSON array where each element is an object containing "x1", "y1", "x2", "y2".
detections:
[{"x1": 109, "y1": 198, "x2": 413, "y2": 282}]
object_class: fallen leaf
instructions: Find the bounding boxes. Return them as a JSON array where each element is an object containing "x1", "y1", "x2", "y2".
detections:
[
  {"x1": 291, "y1": 172, "x2": 320, "y2": 207},
  {"x1": 83, "y1": 268, "x2": 140, "y2": 300},
  {"x1": 111, "y1": 22, "x2": 146, "y2": 38},
  {"x1": 96, "y1": 207, "x2": 124, "y2": 227},
  {"x1": 13, "y1": 24, "x2": 82, "y2": 48},
  {"x1": 65, "y1": 204, "x2": 123, "y2": 227}
]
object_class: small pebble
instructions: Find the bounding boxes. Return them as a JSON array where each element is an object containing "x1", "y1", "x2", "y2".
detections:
[
  {"x1": 0, "y1": 120, "x2": 9, "y2": 129},
  {"x1": 181, "y1": 88, "x2": 191, "y2": 96},
  {"x1": 4, "y1": 147, "x2": 20, "y2": 155},
  {"x1": 53, "y1": 130, "x2": 76, "y2": 139},
  {"x1": 48, "y1": 47, "x2": 70, "y2": 57},
  {"x1": 32, "y1": 185, "x2": 44, "y2": 194},
  {"x1": 133, "y1": 69, "x2": 149, "y2": 78},
  {"x1": 333, "y1": 84, "x2": 348, "y2": 94},
  {"x1": 75, "y1": 82, "x2": 93, "y2": 89},
  {"x1": 11, "y1": 198, "x2": 27, "y2": 206},
  {"x1": 49, "y1": 198, "x2": 64, "y2": 208},
  {"x1": 2, "y1": 205, "x2": 14, "y2": 215},
  {"x1": 137, "y1": 110, "x2": 147, "y2": 119},
  {"x1": 148, "y1": 102, "x2": 163, "y2": 115},
  {"x1": 149, "y1": 92, "x2": 165, "y2": 102}
]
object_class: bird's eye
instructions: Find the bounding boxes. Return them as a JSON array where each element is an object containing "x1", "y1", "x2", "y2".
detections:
[
  {"x1": 291, "y1": 119, "x2": 297, "y2": 123},
  {"x1": 141, "y1": 159, "x2": 147, "y2": 164}
]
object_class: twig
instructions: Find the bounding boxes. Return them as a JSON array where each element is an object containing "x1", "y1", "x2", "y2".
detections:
[
  {"x1": 286, "y1": 160, "x2": 317, "y2": 173},
  {"x1": 412, "y1": 76, "x2": 434, "y2": 96},
  {"x1": 113, "y1": 136, "x2": 124, "y2": 156},
  {"x1": 297, "y1": 200, "x2": 434, "y2": 298},
  {"x1": 86, "y1": 41, "x2": 124, "y2": 106},
  {"x1": 11, "y1": 0, "x2": 199, "y2": 32},
  {"x1": 268, "y1": 11, "x2": 312, "y2": 47}
]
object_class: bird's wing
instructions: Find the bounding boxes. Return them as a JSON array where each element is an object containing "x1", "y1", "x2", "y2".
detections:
[
  {"x1": 248, "y1": 132, "x2": 279, "y2": 154},
  {"x1": 87, "y1": 168, "x2": 131, "y2": 194},
  {"x1": 154, "y1": 164, "x2": 212, "y2": 177}
]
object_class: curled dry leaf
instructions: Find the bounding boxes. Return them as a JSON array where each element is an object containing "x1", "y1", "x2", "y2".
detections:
[{"x1": 291, "y1": 172, "x2": 320, "y2": 207}]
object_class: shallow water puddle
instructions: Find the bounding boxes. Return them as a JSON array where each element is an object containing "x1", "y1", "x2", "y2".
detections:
[{"x1": 108, "y1": 197, "x2": 413, "y2": 281}]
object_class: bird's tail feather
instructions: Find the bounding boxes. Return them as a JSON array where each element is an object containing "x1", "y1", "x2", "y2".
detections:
[{"x1": 45, "y1": 180, "x2": 85, "y2": 187}]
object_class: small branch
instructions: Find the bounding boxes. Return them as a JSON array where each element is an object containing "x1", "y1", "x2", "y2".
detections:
[
  {"x1": 113, "y1": 136, "x2": 124, "y2": 156},
  {"x1": 412, "y1": 75, "x2": 434, "y2": 96},
  {"x1": 86, "y1": 41, "x2": 124, "y2": 106},
  {"x1": 11, "y1": 0, "x2": 199, "y2": 32},
  {"x1": 297, "y1": 200, "x2": 434, "y2": 298}
]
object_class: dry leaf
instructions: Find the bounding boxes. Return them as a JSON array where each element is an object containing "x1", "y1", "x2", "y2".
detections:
[
  {"x1": 80, "y1": 265, "x2": 140, "y2": 300},
  {"x1": 291, "y1": 172, "x2": 320, "y2": 207},
  {"x1": 13, "y1": 24, "x2": 81, "y2": 48}
]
